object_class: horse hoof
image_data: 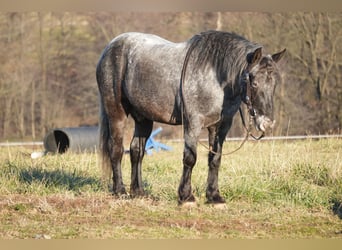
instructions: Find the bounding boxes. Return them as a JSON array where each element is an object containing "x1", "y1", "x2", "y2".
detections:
[
  {"x1": 130, "y1": 190, "x2": 146, "y2": 198},
  {"x1": 180, "y1": 201, "x2": 197, "y2": 208},
  {"x1": 113, "y1": 193, "x2": 130, "y2": 200},
  {"x1": 211, "y1": 203, "x2": 227, "y2": 210}
]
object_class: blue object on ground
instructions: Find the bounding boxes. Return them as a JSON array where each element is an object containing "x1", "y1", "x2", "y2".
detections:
[{"x1": 145, "y1": 127, "x2": 172, "y2": 155}]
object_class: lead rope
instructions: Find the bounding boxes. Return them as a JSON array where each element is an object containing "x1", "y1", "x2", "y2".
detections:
[{"x1": 180, "y1": 37, "x2": 263, "y2": 157}]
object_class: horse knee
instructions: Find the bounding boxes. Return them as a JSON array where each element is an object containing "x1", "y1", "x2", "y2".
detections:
[
  {"x1": 209, "y1": 154, "x2": 221, "y2": 170},
  {"x1": 130, "y1": 138, "x2": 145, "y2": 159},
  {"x1": 183, "y1": 147, "x2": 197, "y2": 168},
  {"x1": 130, "y1": 138, "x2": 139, "y2": 152},
  {"x1": 107, "y1": 138, "x2": 124, "y2": 157}
]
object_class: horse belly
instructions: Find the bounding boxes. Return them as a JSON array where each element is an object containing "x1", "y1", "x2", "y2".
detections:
[
  {"x1": 124, "y1": 43, "x2": 185, "y2": 124},
  {"x1": 128, "y1": 88, "x2": 181, "y2": 125},
  {"x1": 125, "y1": 66, "x2": 182, "y2": 124}
]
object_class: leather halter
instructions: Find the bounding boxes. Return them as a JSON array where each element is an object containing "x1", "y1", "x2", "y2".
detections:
[
  {"x1": 240, "y1": 72, "x2": 264, "y2": 141},
  {"x1": 241, "y1": 72, "x2": 256, "y2": 117}
]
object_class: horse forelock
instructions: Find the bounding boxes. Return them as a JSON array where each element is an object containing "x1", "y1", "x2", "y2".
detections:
[{"x1": 188, "y1": 30, "x2": 261, "y2": 85}]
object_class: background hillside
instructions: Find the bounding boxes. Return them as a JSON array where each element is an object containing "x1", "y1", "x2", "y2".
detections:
[{"x1": 0, "y1": 12, "x2": 340, "y2": 141}]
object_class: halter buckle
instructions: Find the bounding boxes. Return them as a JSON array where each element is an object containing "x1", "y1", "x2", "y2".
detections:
[{"x1": 249, "y1": 108, "x2": 256, "y2": 117}]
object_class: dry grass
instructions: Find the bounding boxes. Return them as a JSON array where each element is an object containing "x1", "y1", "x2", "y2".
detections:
[{"x1": 0, "y1": 138, "x2": 341, "y2": 239}]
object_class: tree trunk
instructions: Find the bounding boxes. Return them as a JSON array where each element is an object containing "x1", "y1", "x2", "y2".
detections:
[
  {"x1": 31, "y1": 80, "x2": 36, "y2": 139},
  {"x1": 216, "y1": 12, "x2": 222, "y2": 31},
  {"x1": 18, "y1": 13, "x2": 26, "y2": 138},
  {"x1": 38, "y1": 12, "x2": 47, "y2": 136}
]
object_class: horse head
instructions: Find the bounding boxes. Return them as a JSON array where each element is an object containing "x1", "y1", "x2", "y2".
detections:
[{"x1": 242, "y1": 47, "x2": 286, "y2": 132}]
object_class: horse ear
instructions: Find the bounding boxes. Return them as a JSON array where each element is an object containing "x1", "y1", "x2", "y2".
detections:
[
  {"x1": 272, "y1": 48, "x2": 286, "y2": 63},
  {"x1": 247, "y1": 47, "x2": 263, "y2": 66}
]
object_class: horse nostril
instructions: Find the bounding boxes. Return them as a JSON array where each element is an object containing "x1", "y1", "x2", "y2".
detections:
[{"x1": 256, "y1": 116, "x2": 275, "y2": 132}]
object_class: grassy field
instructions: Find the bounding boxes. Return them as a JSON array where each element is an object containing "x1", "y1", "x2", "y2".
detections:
[{"x1": 0, "y1": 138, "x2": 341, "y2": 239}]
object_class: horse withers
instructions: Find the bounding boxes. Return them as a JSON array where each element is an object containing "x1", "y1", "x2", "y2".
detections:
[{"x1": 96, "y1": 31, "x2": 286, "y2": 205}]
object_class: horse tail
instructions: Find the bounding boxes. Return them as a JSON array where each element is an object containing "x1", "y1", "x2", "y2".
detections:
[
  {"x1": 96, "y1": 51, "x2": 113, "y2": 181},
  {"x1": 98, "y1": 97, "x2": 112, "y2": 180}
]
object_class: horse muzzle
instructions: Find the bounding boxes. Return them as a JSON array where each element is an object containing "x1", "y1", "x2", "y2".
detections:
[{"x1": 255, "y1": 115, "x2": 275, "y2": 132}]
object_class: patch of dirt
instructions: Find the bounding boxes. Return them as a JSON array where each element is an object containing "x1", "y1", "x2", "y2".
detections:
[{"x1": 1, "y1": 194, "x2": 341, "y2": 239}]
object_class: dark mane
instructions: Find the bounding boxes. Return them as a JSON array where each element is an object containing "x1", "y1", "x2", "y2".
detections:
[{"x1": 189, "y1": 30, "x2": 261, "y2": 84}]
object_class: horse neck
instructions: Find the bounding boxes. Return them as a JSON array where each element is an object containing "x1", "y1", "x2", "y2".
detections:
[{"x1": 220, "y1": 68, "x2": 247, "y2": 103}]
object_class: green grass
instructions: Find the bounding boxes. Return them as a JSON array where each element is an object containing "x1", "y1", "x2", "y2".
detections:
[{"x1": 0, "y1": 139, "x2": 341, "y2": 238}]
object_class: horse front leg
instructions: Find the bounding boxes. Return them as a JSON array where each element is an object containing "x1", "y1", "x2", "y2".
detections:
[
  {"x1": 206, "y1": 118, "x2": 233, "y2": 204},
  {"x1": 178, "y1": 121, "x2": 201, "y2": 205}
]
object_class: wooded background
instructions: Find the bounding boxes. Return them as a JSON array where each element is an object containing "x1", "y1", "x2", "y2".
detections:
[{"x1": 0, "y1": 12, "x2": 341, "y2": 141}]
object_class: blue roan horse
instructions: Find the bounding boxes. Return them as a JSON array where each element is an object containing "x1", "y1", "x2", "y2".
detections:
[{"x1": 96, "y1": 30, "x2": 286, "y2": 205}]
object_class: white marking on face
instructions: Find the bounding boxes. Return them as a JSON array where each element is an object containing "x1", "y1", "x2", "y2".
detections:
[{"x1": 255, "y1": 115, "x2": 275, "y2": 132}]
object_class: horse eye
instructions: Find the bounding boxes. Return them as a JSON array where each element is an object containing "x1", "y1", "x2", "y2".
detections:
[
  {"x1": 249, "y1": 74, "x2": 258, "y2": 88},
  {"x1": 251, "y1": 81, "x2": 258, "y2": 88},
  {"x1": 248, "y1": 73, "x2": 254, "y2": 82}
]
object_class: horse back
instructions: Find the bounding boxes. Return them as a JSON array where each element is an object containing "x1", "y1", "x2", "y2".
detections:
[{"x1": 100, "y1": 33, "x2": 187, "y2": 124}]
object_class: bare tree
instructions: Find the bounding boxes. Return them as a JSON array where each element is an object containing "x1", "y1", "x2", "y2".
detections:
[
  {"x1": 289, "y1": 12, "x2": 341, "y2": 133},
  {"x1": 0, "y1": 12, "x2": 340, "y2": 141}
]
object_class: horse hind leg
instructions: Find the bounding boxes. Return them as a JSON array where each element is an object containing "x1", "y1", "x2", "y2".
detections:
[
  {"x1": 100, "y1": 103, "x2": 127, "y2": 196},
  {"x1": 129, "y1": 118, "x2": 153, "y2": 197},
  {"x1": 97, "y1": 61, "x2": 127, "y2": 196}
]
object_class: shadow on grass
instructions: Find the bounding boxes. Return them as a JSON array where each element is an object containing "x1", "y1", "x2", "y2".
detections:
[{"x1": 18, "y1": 167, "x2": 103, "y2": 192}]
